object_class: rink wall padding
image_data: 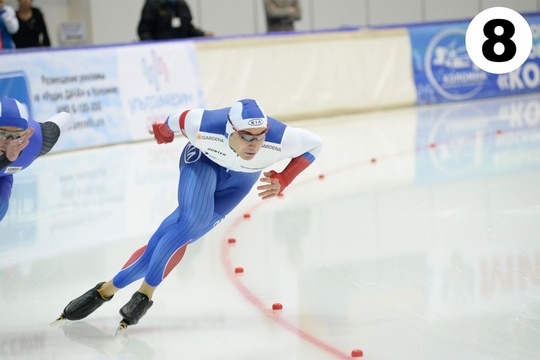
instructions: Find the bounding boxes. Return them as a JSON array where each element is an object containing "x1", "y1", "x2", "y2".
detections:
[{"x1": 195, "y1": 28, "x2": 416, "y2": 120}]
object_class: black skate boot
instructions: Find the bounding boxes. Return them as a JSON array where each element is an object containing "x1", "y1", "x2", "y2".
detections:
[
  {"x1": 119, "y1": 291, "x2": 153, "y2": 326},
  {"x1": 61, "y1": 282, "x2": 113, "y2": 320}
]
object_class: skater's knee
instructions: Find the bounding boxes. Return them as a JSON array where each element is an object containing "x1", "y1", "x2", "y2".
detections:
[{"x1": 177, "y1": 211, "x2": 213, "y2": 231}]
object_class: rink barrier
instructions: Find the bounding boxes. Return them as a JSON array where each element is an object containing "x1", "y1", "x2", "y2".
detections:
[
  {"x1": 195, "y1": 27, "x2": 416, "y2": 120},
  {"x1": 0, "y1": 16, "x2": 538, "y2": 152}
]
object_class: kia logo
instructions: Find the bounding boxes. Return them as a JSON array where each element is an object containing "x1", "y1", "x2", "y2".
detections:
[{"x1": 248, "y1": 119, "x2": 264, "y2": 126}]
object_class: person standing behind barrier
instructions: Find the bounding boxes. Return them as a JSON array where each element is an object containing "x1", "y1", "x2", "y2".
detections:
[
  {"x1": 0, "y1": 0, "x2": 19, "y2": 49},
  {"x1": 0, "y1": 98, "x2": 72, "y2": 222},
  {"x1": 137, "y1": 0, "x2": 213, "y2": 41},
  {"x1": 264, "y1": 0, "x2": 301, "y2": 33},
  {"x1": 12, "y1": 0, "x2": 51, "y2": 48}
]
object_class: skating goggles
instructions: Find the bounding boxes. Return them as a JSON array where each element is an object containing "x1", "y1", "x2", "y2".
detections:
[
  {"x1": 228, "y1": 117, "x2": 269, "y2": 142},
  {"x1": 0, "y1": 129, "x2": 25, "y2": 141}
]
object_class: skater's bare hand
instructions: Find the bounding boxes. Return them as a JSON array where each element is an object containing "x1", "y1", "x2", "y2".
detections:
[
  {"x1": 3, "y1": 127, "x2": 35, "y2": 161},
  {"x1": 257, "y1": 171, "x2": 282, "y2": 200}
]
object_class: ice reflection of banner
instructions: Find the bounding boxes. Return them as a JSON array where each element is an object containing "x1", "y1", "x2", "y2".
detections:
[
  {"x1": 0, "y1": 140, "x2": 183, "y2": 269},
  {"x1": 0, "y1": 174, "x2": 38, "y2": 250},
  {"x1": 426, "y1": 249, "x2": 540, "y2": 318},
  {"x1": 415, "y1": 94, "x2": 540, "y2": 184},
  {"x1": 0, "y1": 148, "x2": 128, "y2": 268}
]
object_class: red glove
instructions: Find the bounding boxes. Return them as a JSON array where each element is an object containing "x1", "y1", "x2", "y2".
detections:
[
  {"x1": 269, "y1": 170, "x2": 290, "y2": 195},
  {"x1": 268, "y1": 156, "x2": 312, "y2": 195},
  {"x1": 152, "y1": 123, "x2": 174, "y2": 144}
]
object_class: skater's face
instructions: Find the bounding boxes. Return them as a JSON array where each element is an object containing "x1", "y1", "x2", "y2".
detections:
[
  {"x1": 229, "y1": 127, "x2": 267, "y2": 160},
  {"x1": 0, "y1": 126, "x2": 26, "y2": 152}
]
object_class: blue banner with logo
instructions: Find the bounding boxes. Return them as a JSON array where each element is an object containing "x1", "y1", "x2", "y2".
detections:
[{"x1": 409, "y1": 13, "x2": 540, "y2": 104}]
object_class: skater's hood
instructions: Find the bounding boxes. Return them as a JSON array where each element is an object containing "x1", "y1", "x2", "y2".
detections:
[
  {"x1": 0, "y1": 98, "x2": 29, "y2": 130},
  {"x1": 227, "y1": 99, "x2": 267, "y2": 134}
]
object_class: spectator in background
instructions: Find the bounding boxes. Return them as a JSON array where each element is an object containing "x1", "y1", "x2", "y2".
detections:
[
  {"x1": 137, "y1": 0, "x2": 213, "y2": 41},
  {"x1": 12, "y1": 0, "x2": 51, "y2": 48},
  {"x1": 264, "y1": 0, "x2": 301, "y2": 33},
  {"x1": 0, "y1": 0, "x2": 19, "y2": 49}
]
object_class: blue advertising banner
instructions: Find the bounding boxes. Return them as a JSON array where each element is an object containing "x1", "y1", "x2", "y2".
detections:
[{"x1": 409, "y1": 13, "x2": 540, "y2": 104}]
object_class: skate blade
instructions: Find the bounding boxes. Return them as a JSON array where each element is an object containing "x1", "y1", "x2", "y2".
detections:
[
  {"x1": 114, "y1": 320, "x2": 129, "y2": 337},
  {"x1": 49, "y1": 314, "x2": 67, "y2": 327}
]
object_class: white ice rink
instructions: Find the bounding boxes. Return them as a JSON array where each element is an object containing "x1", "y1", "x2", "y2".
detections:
[{"x1": 1, "y1": 94, "x2": 540, "y2": 360}]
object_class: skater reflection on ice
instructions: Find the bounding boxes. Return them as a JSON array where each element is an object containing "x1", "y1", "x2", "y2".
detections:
[
  {"x1": 54, "y1": 99, "x2": 322, "y2": 333},
  {"x1": 61, "y1": 321, "x2": 154, "y2": 358}
]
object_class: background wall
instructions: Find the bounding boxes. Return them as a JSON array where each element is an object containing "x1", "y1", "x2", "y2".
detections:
[{"x1": 4, "y1": 0, "x2": 540, "y2": 48}]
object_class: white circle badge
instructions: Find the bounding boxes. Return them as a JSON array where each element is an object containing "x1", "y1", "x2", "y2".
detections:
[{"x1": 466, "y1": 7, "x2": 532, "y2": 74}]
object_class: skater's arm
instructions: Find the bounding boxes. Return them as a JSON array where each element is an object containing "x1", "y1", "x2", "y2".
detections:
[
  {"x1": 257, "y1": 154, "x2": 315, "y2": 198},
  {"x1": 40, "y1": 112, "x2": 72, "y2": 153},
  {"x1": 152, "y1": 109, "x2": 203, "y2": 144},
  {"x1": 257, "y1": 127, "x2": 322, "y2": 198},
  {"x1": 38, "y1": 122, "x2": 61, "y2": 156}
]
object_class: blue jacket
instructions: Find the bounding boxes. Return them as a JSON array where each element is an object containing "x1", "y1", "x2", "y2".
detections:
[{"x1": 0, "y1": 6, "x2": 18, "y2": 49}]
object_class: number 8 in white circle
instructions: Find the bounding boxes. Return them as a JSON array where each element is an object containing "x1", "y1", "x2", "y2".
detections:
[{"x1": 466, "y1": 7, "x2": 532, "y2": 74}]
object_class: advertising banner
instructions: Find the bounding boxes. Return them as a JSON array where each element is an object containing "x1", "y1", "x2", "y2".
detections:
[
  {"x1": 0, "y1": 41, "x2": 205, "y2": 152},
  {"x1": 409, "y1": 13, "x2": 540, "y2": 104}
]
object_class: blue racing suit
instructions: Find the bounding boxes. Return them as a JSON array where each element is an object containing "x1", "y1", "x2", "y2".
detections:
[{"x1": 112, "y1": 107, "x2": 322, "y2": 287}]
